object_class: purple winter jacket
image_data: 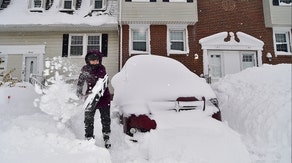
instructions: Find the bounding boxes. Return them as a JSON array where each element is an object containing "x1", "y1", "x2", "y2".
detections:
[{"x1": 77, "y1": 50, "x2": 111, "y2": 108}]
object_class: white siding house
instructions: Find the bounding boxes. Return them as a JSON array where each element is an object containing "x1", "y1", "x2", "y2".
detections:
[{"x1": 0, "y1": 0, "x2": 119, "y2": 92}]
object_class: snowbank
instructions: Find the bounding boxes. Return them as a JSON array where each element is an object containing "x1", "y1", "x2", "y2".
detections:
[
  {"x1": 0, "y1": 83, "x2": 111, "y2": 163},
  {"x1": 212, "y1": 64, "x2": 291, "y2": 163}
]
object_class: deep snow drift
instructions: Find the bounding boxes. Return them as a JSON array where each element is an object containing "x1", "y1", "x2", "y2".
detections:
[
  {"x1": 0, "y1": 63, "x2": 291, "y2": 163},
  {"x1": 212, "y1": 64, "x2": 291, "y2": 163}
]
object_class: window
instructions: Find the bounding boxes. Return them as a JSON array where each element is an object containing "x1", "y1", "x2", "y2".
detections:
[
  {"x1": 132, "y1": 31, "x2": 147, "y2": 51},
  {"x1": 273, "y1": 0, "x2": 292, "y2": 5},
  {"x1": 68, "y1": 34, "x2": 101, "y2": 57},
  {"x1": 64, "y1": 0, "x2": 73, "y2": 9},
  {"x1": 129, "y1": 25, "x2": 150, "y2": 54},
  {"x1": 92, "y1": 0, "x2": 107, "y2": 10},
  {"x1": 279, "y1": 0, "x2": 292, "y2": 5},
  {"x1": 59, "y1": 0, "x2": 74, "y2": 11},
  {"x1": 70, "y1": 35, "x2": 83, "y2": 56},
  {"x1": 95, "y1": 0, "x2": 102, "y2": 8},
  {"x1": 167, "y1": 25, "x2": 189, "y2": 55},
  {"x1": 29, "y1": 0, "x2": 45, "y2": 11},
  {"x1": 275, "y1": 33, "x2": 289, "y2": 52},
  {"x1": 87, "y1": 36, "x2": 101, "y2": 51},
  {"x1": 34, "y1": 0, "x2": 42, "y2": 8},
  {"x1": 273, "y1": 27, "x2": 292, "y2": 55},
  {"x1": 127, "y1": 0, "x2": 156, "y2": 2},
  {"x1": 170, "y1": 31, "x2": 184, "y2": 51}
]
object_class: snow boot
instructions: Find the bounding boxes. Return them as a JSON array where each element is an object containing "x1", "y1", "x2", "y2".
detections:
[
  {"x1": 103, "y1": 132, "x2": 111, "y2": 149},
  {"x1": 85, "y1": 135, "x2": 95, "y2": 141}
]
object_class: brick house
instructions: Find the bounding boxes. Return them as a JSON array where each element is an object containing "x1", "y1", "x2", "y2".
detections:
[
  {"x1": 119, "y1": 0, "x2": 291, "y2": 82},
  {"x1": 119, "y1": 0, "x2": 198, "y2": 72}
]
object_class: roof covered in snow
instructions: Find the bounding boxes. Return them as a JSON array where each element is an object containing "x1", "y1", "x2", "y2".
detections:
[{"x1": 0, "y1": 0, "x2": 118, "y2": 31}]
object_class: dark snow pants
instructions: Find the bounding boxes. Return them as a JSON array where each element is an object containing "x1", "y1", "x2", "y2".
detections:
[{"x1": 84, "y1": 106, "x2": 111, "y2": 138}]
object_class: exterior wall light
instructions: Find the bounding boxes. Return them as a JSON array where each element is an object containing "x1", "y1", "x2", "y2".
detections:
[
  {"x1": 194, "y1": 53, "x2": 199, "y2": 60},
  {"x1": 266, "y1": 52, "x2": 272, "y2": 62}
]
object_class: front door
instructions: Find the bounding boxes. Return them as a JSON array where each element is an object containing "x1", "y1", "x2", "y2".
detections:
[
  {"x1": 241, "y1": 53, "x2": 256, "y2": 70},
  {"x1": 24, "y1": 57, "x2": 38, "y2": 82},
  {"x1": 209, "y1": 54, "x2": 222, "y2": 78}
]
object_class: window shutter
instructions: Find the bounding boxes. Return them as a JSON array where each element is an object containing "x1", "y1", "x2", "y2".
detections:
[
  {"x1": 163, "y1": 0, "x2": 169, "y2": 2},
  {"x1": 62, "y1": 34, "x2": 69, "y2": 57},
  {"x1": 76, "y1": 0, "x2": 82, "y2": 9},
  {"x1": 102, "y1": 34, "x2": 108, "y2": 57},
  {"x1": 45, "y1": 0, "x2": 53, "y2": 10},
  {"x1": 272, "y1": 0, "x2": 279, "y2": 5},
  {"x1": 187, "y1": 0, "x2": 193, "y2": 2},
  {"x1": 150, "y1": 0, "x2": 156, "y2": 2},
  {"x1": 125, "y1": 0, "x2": 131, "y2": 2}
]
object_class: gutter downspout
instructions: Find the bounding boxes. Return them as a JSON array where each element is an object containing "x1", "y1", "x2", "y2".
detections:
[{"x1": 119, "y1": 0, "x2": 123, "y2": 70}]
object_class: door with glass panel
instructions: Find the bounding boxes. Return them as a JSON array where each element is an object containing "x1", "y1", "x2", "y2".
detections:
[{"x1": 241, "y1": 53, "x2": 256, "y2": 70}]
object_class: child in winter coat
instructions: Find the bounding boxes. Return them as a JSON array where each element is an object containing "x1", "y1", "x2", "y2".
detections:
[{"x1": 76, "y1": 50, "x2": 111, "y2": 149}]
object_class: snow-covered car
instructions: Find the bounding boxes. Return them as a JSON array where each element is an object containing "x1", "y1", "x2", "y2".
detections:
[
  {"x1": 111, "y1": 55, "x2": 221, "y2": 136},
  {"x1": 111, "y1": 55, "x2": 251, "y2": 162}
]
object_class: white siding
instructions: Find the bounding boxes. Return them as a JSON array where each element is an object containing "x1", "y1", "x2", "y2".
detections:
[
  {"x1": 121, "y1": 0, "x2": 198, "y2": 24},
  {"x1": 263, "y1": 0, "x2": 292, "y2": 27}
]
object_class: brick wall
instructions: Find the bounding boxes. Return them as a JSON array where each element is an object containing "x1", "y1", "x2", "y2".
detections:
[
  {"x1": 195, "y1": 0, "x2": 292, "y2": 68},
  {"x1": 121, "y1": 24, "x2": 200, "y2": 74}
]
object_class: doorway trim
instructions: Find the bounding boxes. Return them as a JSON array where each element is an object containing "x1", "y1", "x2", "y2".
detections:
[{"x1": 199, "y1": 32, "x2": 264, "y2": 76}]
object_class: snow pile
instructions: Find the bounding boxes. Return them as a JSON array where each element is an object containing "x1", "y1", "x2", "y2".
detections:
[
  {"x1": 110, "y1": 55, "x2": 250, "y2": 162},
  {"x1": 0, "y1": 83, "x2": 111, "y2": 163},
  {"x1": 212, "y1": 64, "x2": 291, "y2": 163},
  {"x1": 0, "y1": 0, "x2": 117, "y2": 26},
  {"x1": 36, "y1": 57, "x2": 81, "y2": 124},
  {"x1": 0, "y1": 62, "x2": 291, "y2": 163},
  {"x1": 111, "y1": 55, "x2": 216, "y2": 114}
]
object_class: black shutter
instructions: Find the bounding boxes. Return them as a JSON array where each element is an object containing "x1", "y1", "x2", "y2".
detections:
[
  {"x1": 62, "y1": 34, "x2": 69, "y2": 57},
  {"x1": 102, "y1": 34, "x2": 108, "y2": 57},
  {"x1": 272, "y1": 0, "x2": 279, "y2": 6},
  {"x1": 125, "y1": 0, "x2": 131, "y2": 2},
  {"x1": 150, "y1": 0, "x2": 156, "y2": 2},
  {"x1": 76, "y1": 0, "x2": 82, "y2": 9},
  {"x1": 163, "y1": 0, "x2": 169, "y2": 2},
  {"x1": 187, "y1": 0, "x2": 193, "y2": 2}
]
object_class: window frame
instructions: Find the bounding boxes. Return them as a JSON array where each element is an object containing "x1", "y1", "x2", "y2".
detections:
[
  {"x1": 59, "y1": 0, "x2": 75, "y2": 11},
  {"x1": 91, "y1": 0, "x2": 107, "y2": 11},
  {"x1": 167, "y1": 24, "x2": 189, "y2": 56},
  {"x1": 28, "y1": 0, "x2": 45, "y2": 11},
  {"x1": 278, "y1": 0, "x2": 292, "y2": 6},
  {"x1": 68, "y1": 33, "x2": 102, "y2": 57},
  {"x1": 129, "y1": 24, "x2": 150, "y2": 55},
  {"x1": 273, "y1": 27, "x2": 292, "y2": 56}
]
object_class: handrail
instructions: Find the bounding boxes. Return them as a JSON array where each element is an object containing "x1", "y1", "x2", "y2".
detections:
[{"x1": 29, "y1": 74, "x2": 47, "y2": 90}]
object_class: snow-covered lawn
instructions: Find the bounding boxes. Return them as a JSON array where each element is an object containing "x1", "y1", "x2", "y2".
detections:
[{"x1": 0, "y1": 63, "x2": 291, "y2": 163}]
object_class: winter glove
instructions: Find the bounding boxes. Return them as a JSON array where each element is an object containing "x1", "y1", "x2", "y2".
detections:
[{"x1": 76, "y1": 91, "x2": 83, "y2": 99}]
